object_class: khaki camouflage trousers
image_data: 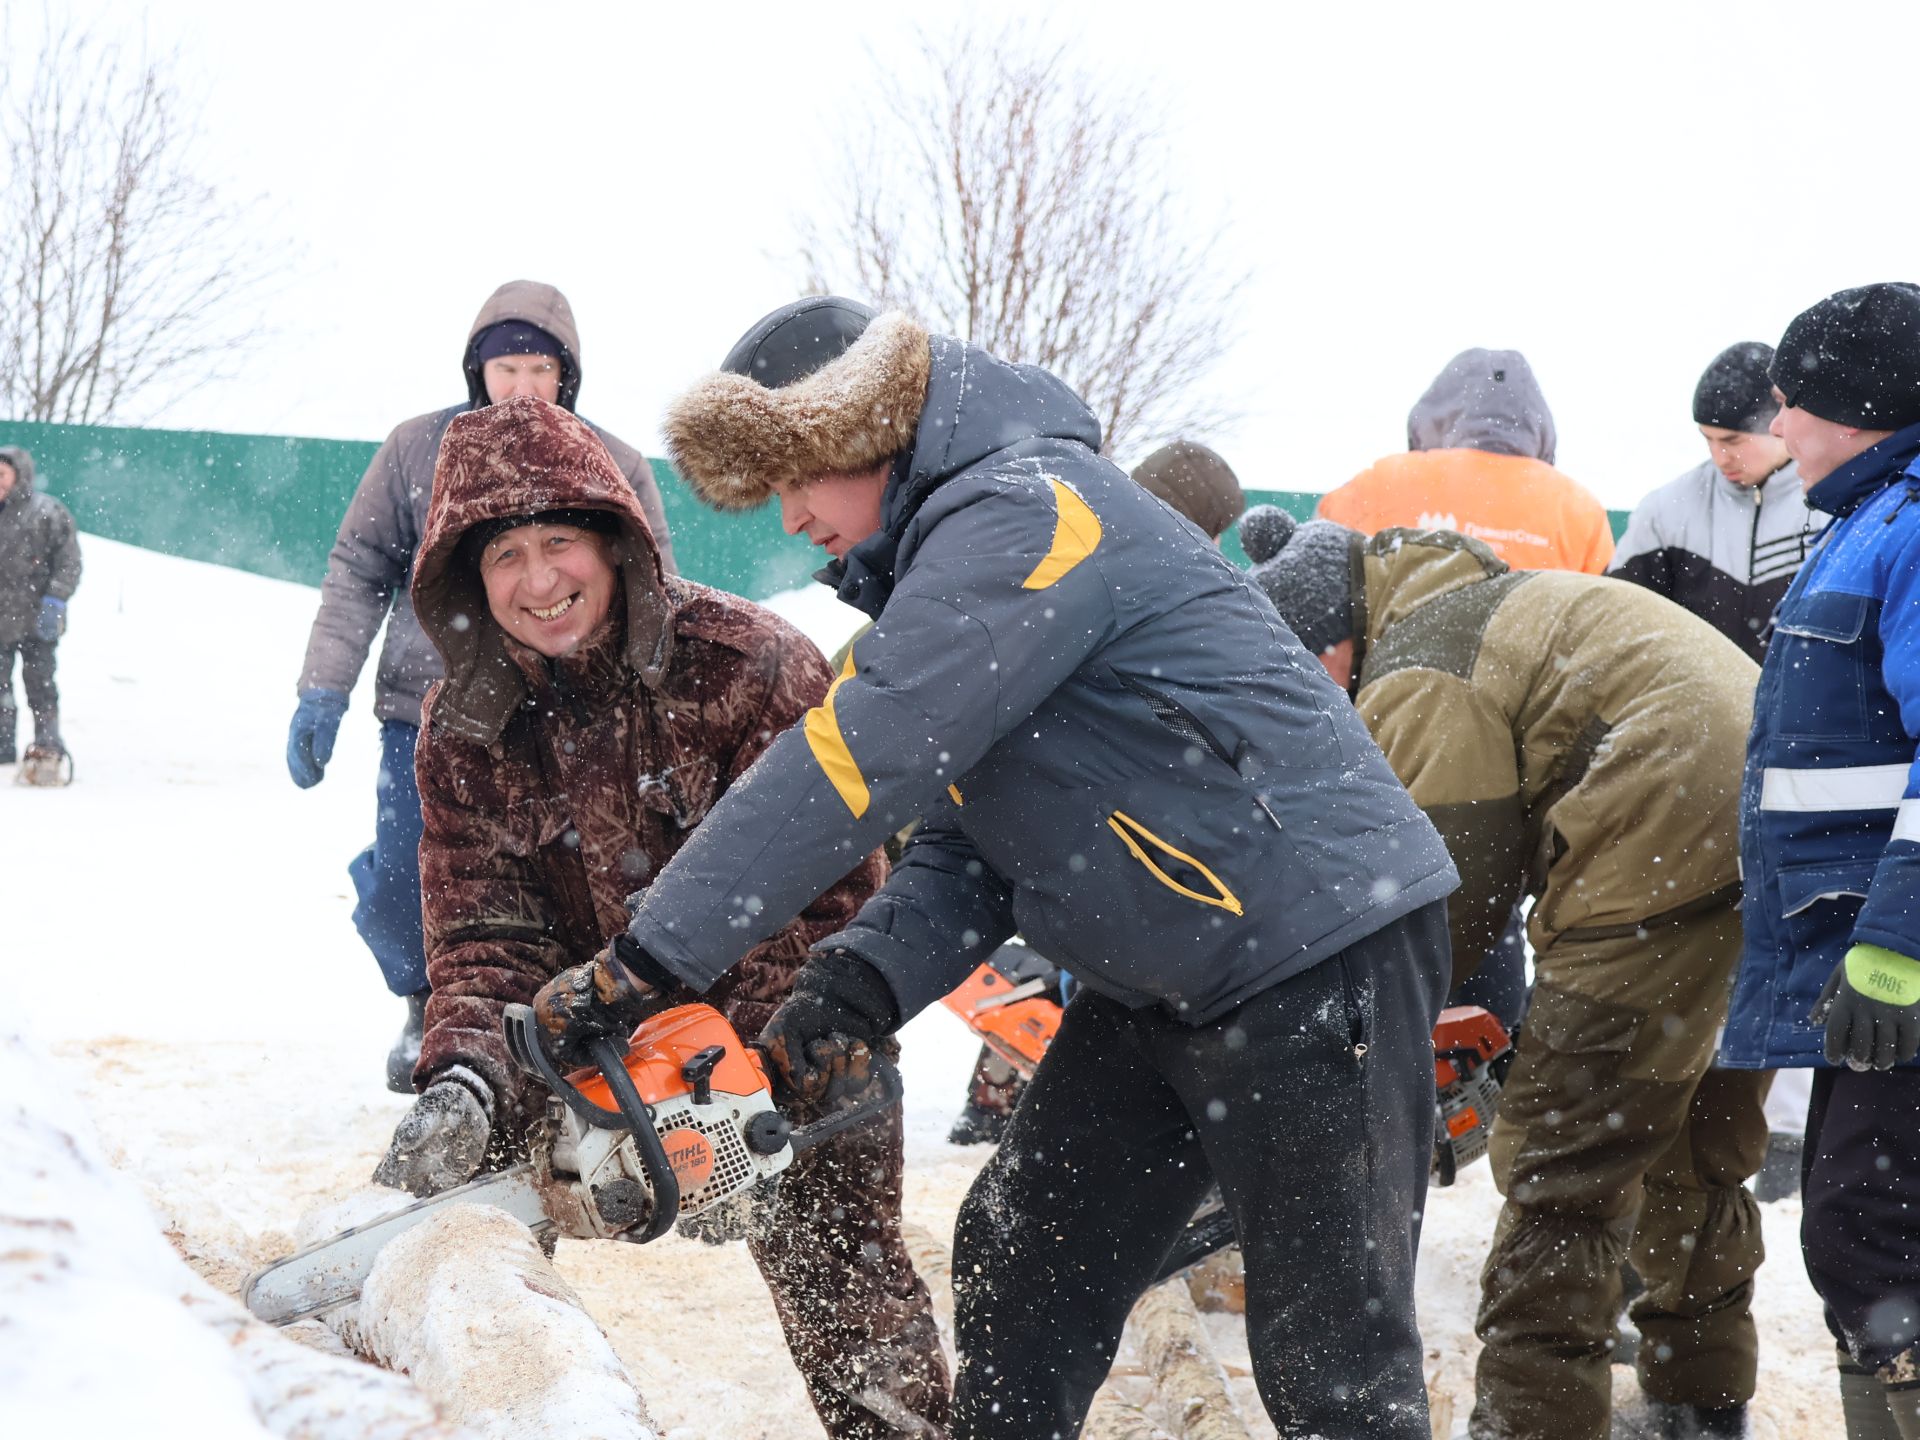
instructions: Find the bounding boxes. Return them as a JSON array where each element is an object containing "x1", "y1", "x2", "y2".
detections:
[
  {"x1": 1470, "y1": 900, "x2": 1771, "y2": 1440},
  {"x1": 748, "y1": 1094, "x2": 951, "y2": 1439}
]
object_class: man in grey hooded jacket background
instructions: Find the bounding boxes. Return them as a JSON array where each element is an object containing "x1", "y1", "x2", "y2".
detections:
[
  {"x1": 528, "y1": 296, "x2": 1459, "y2": 1439},
  {"x1": 287, "y1": 280, "x2": 676, "y2": 1090}
]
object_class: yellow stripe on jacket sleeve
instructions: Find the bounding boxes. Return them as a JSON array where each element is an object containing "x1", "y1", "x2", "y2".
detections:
[
  {"x1": 1021, "y1": 479, "x2": 1103, "y2": 590},
  {"x1": 804, "y1": 653, "x2": 871, "y2": 819}
]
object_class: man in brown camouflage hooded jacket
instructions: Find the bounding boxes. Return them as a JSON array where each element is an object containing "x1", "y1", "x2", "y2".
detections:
[{"x1": 373, "y1": 394, "x2": 948, "y2": 1439}]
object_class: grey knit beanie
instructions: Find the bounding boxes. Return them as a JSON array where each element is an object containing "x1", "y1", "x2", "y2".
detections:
[{"x1": 1240, "y1": 505, "x2": 1359, "y2": 654}]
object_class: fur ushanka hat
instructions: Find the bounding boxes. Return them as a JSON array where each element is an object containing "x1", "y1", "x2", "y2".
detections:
[{"x1": 661, "y1": 297, "x2": 932, "y2": 511}]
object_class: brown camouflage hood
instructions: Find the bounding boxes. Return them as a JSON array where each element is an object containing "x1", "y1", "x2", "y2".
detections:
[
  {"x1": 412, "y1": 395, "x2": 673, "y2": 743},
  {"x1": 462, "y1": 279, "x2": 585, "y2": 411}
]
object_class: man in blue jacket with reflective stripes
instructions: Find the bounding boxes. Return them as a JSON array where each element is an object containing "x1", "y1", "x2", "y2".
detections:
[{"x1": 1721, "y1": 282, "x2": 1920, "y2": 1438}]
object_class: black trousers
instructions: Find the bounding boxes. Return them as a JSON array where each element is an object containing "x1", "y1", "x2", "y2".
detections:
[
  {"x1": 950, "y1": 901, "x2": 1450, "y2": 1439},
  {"x1": 1805, "y1": 1065, "x2": 1920, "y2": 1368},
  {"x1": 0, "y1": 636, "x2": 59, "y2": 752}
]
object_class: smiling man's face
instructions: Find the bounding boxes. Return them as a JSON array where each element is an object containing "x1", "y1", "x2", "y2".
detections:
[
  {"x1": 773, "y1": 462, "x2": 892, "y2": 559},
  {"x1": 479, "y1": 522, "x2": 618, "y2": 657}
]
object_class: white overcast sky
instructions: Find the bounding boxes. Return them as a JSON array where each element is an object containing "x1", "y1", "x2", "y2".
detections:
[{"x1": 29, "y1": 0, "x2": 1920, "y2": 508}]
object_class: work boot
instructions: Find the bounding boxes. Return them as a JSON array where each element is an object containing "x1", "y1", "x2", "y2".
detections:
[
  {"x1": 947, "y1": 1100, "x2": 1008, "y2": 1146},
  {"x1": 1841, "y1": 1351, "x2": 1904, "y2": 1440},
  {"x1": 1882, "y1": 1344, "x2": 1920, "y2": 1440},
  {"x1": 385, "y1": 990, "x2": 429, "y2": 1094},
  {"x1": 1752, "y1": 1130, "x2": 1804, "y2": 1203},
  {"x1": 15, "y1": 742, "x2": 72, "y2": 787}
]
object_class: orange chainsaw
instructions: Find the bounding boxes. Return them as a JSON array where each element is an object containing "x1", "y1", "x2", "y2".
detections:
[
  {"x1": 939, "y1": 956, "x2": 1516, "y2": 1279},
  {"x1": 942, "y1": 960, "x2": 1513, "y2": 1185},
  {"x1": 244, "y1": 1001, "x2": 899, "y2": 1326}
]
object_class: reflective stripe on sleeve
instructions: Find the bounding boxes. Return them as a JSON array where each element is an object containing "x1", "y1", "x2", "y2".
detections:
[
  {"x1": 1759, "y1": 763, "x2": 1909, "y2": 812},
  {"x1": 1895, "y1": 798, "x2": 1920, "y2": 845},
  {"x1": 804, "y1": 653, "x2": 871, "y2": 819}
]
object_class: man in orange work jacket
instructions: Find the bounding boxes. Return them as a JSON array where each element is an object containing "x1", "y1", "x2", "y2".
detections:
[{"x1": 1318, "y1": 347, "x2": 1614, "y2": 574}]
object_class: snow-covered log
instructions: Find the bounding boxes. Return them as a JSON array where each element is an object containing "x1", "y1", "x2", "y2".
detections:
[
  {"x1": 0, "y1": 1026, "x2": 466, "y2": 1438},
  {"x1": 347, "y1": 1203, "x2": 660, "y2": 1440},
  {"x1": 1184, "y1": 1247, "x2": 1245, "y2": 1315},
  {"x1": 1083, "y1": 1392, "x2": 1181, "y2": 1440},
  {"x1": 1127, "y1": 1280, "x2": 1252, "y2": 1440},
  {"x1": 900, "y1": 1219, "x2": 954, "y2": 1320}
]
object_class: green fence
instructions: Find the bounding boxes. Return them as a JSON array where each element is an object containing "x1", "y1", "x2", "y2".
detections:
[{"x1": 0, "y1": 417, "x2": 1631, "y2": 597}]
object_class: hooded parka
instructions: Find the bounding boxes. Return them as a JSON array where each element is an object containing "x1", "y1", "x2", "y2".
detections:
[
  {"x1": 1348, "y1": 528, "x2": 1756, "y2": 965},
  {"x1": 298, "y1": 281, "x2": 677, "y2": 725},
  {"x1": 0, "y1": 447, "x2": 82, "y2": 646},
  {"x1": 1723, "y1": 419, "x2": 1920, "y2": 1070},
  {"x1": 1318, "y1": 349, "x2": 1615, "y2": 574},
  {"x1": 1333, "y1": 529, "x2": 1770, "y2": 1438},
  {"x1": 651, "y1": 308, "x2": 1457, "y2": 1439},
  {"x1": 408, "y1": 396, "x2": 946, "y2": 1439},
  {"x1": 636, "y1": 313, "x2": 1458, "y2": 1026}
]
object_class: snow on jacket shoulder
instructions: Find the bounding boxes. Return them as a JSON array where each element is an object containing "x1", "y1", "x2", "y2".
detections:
[
  {"x1": 1609, "y1": 458, "x2": 1821, "y2": 662},
  {"x1": 631, "y1": 322, "x2": 1458, "y2": 1027},
  {"x1": 296, "y1": 281, "x2": 677, "y2": 726},
  {"x1": 0, "y1": 447, "x2": 82, "y2": 646},
  {"x1": 1353, "y1": 529, "x2": 1753, "y2": 972},
  {"x1": 1723, "y1": 420, "x2": 1920, "y2": 1069}
]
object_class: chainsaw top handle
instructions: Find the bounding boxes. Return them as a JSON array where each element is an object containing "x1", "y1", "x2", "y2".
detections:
[{"x1": 501, "y1": 1003, "x2": 680, "y2": 1242}]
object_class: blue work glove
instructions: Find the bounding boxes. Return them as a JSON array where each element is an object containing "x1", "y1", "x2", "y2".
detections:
[
  {"x1": 285, "y1": 688, "x2": 349, "y2": 789},
  {"x1": 1813, "y1": 944, "x2": 1920, "y2": 1071},
  {"x1": 34, "y1": 596, "x2": 65, "y2": 643}
]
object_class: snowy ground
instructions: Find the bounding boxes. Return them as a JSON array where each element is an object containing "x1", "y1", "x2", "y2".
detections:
[{"x1": 2, "y1": 536, "x2": 1842, "y2": 1437}]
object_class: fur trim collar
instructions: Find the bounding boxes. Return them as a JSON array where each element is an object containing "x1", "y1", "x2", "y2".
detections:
[{"x1": 663, "y1": 311, "x2": 931, "y2": 511}]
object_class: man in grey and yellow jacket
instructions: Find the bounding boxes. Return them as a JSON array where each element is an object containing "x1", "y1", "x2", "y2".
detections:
[
  {"x1": 1247, "y1": 512, "x2": 1770, "y2": 1440},
  {"x1": 529, "y1": 297, "x2": 1458, "y2": 1439}
]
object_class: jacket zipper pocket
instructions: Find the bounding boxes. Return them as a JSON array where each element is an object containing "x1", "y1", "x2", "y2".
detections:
[
  {"x1": 1106, "y1": 810, "x2": 1245, "y2": 916},
  {"x1": 1117, "y1": 674, "x2": 1238, "y2": 771},
  {"x1": 1339, "y1": 955, "x2": 1371, "y2": 1061},
  {"x1": 1119, "y1": 674, "x2": 1286, "y2": 833}
]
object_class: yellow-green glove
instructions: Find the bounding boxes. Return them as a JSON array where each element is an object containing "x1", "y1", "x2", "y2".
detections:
[{"x1": 1813, "y1": 944, "x2": 1920, "y2": 1071}]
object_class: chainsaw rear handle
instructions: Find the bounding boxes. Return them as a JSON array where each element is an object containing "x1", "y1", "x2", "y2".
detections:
[
  {"x1": 501, "y1": 1003, "x2": 681, "y2": 1243},
  {"x1": 753, "y1": 1043, "x2": 904, "y2": 1158}
]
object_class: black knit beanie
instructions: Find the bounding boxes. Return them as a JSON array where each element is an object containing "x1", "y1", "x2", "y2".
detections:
[
  {"x1": 1770, "y1": 283, "x2": 1920, "y2": 430},
  {"x1": 474, "y1": 320, "x2": 565, "y2": 364},
  {"x1": 1240, "y1": 505, "x2": 1359, "y2": 655},
  {"x1": 1692, "y1": 343, "x2": 1779, "y2": 433}
]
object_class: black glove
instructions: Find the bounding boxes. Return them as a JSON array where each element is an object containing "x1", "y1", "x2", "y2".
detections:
[
  {"x1": 760, "y1": 949, "x2": 900, "y2": 1105},
  {"x1": 372, "y1": 1068, "x2": 492, "y2": 1197},
  {"x1": 1813, "y1": 944, "x2": 1920, "y2": 1071},
  {"x1": 531, "y1": 934, "x2": 672, "y2": 1068}
]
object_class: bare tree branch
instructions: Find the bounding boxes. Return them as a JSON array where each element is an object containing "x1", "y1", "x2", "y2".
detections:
[
  {"x1": 0, "y1": 21, "x2": 287, "y2": 426},
  {"x1": 799, "y1": 23, "x2": 1245, "y2": 461}
]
